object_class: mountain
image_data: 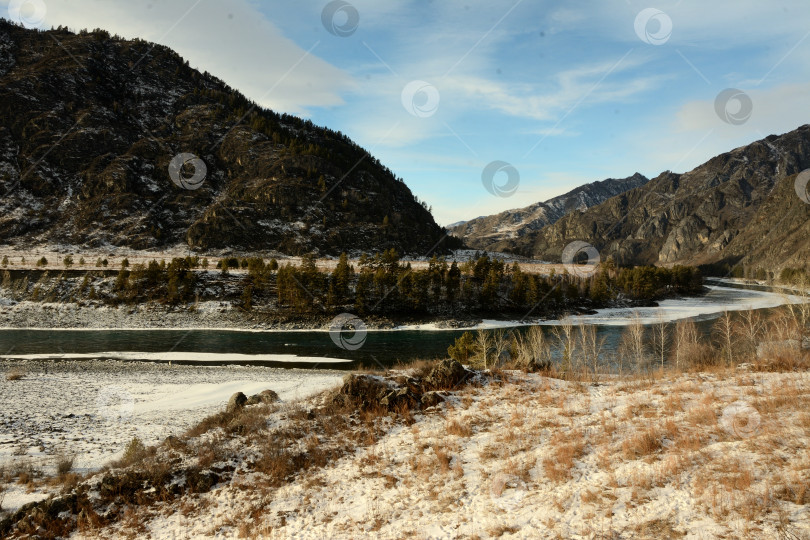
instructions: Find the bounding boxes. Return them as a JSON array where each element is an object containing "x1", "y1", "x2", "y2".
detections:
[
  {"x1": 0, "y1": 21, "x2": 456, "y2": 256},
  {"x1": 449, "y1": 173, "x2": 649, "y2": 251},
  {"x1": 510, "y1": 126, "x2": 810, "y2": 273}
]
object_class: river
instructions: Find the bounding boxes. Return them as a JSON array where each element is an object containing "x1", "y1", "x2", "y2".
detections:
[
  {"x1": 0, "y1": 280, "x2": 805, "y2": 370},
  {"x1": 0, "y1": 279, "x2": 806, "y2": 476}
]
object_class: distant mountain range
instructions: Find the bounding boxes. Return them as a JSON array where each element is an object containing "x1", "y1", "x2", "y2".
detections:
[
  {"x1": 0, "y1": 21, "x2": 456, "y2": 256},
  {"x1": 449, "y1": 173, "x2": 649, "y2": 251},
  {"x1": 466, "y1": 126, "x2": 810, "y2": 273}
]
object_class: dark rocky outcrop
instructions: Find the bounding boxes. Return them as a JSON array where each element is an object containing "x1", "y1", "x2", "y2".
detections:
[
  {"x1": 501, "y1": 126, "x2": 810, "y2": 273},
  {"x1": 423, "y1": 358, "x2": 471, "y2": 390},
  {"x1": 420, "y1": 391, "x2": 447, "y2": 408},
  {"x1": 333, "y1": 359, "x2": 473, "y2": 412},
  {"x1": 0, "y1": 21, "x2": 457, "y2": 256}
]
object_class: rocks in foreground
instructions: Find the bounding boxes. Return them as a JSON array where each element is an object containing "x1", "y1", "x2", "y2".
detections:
[
  {"x1": 332, "y1": 358, "x2": 475, "y2": 412},
  {"x1": 227, "y1": 389, "x2": 280, "y2": 412}
]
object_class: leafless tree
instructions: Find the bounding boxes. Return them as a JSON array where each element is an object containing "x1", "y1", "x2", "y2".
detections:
[
  {"x1": 576, "y1": 319, "x2": 606, "y2": 382},
  {"x1": 619, "y1": 312, "x2": 647, "y2": 373},
  {"x1": 673, "y1": 318, "x2": 700, "y2": 370},
  {"x1": 490, "y1": 328, "x2": 509, "y2": 367},
  {"x1": 513, "y1": 326, "x2": 551, "y2": 370},
  {"x1": 551, "y1": 316, "x2": 576, "y2": 374},
  {"x1": 650, "y1": 309, "x2": 669, "y2": 370},
  {"x1": 780, "y1": 276, "x2": 810, "y2": 345},
  {"x1": 733, "y1": 308, "x2": 764, "y2": 360},
  {"x1": 712, "y1": 311, "x2": 736, "y2": 366},
  {"x1": 474, "y1": 329, "x2": 492, "y2": 369}
]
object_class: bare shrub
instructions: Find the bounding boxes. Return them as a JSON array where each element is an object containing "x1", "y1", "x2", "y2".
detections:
[
  {"x1": 622, "y1": 425, "x2": 664, "y2": 459},
  {"x1": 490, "y1": 329, "x2": 509, "y2": 367},
  {"x1": 55, "y1": 452, "x2": 75, "y2": 476},
  {"x1": 115, "y1": 437, "x2": 148, "y2": 468},
  {"x1": 673, "y1": 318, "x2": 698, "y2": 370},
  {"x1": 672, "y1": 319, "x2": 720, "y2": 369},
  {"x1": 511, "y1": 326, "x2": 552, "y2": 372},
  {"x1": 446, "y1": 419, "x2": 472, "y2": 438}
]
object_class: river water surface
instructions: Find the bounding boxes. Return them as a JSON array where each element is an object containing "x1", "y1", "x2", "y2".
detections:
[{"x1": 0, "y1": 280, "x2": 805, "y2": 369}]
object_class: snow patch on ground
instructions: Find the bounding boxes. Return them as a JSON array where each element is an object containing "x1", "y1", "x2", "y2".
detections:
[
  {"x1": 0, "y1": 359, "x2": 343, "y2": 498},
  {"x1": 127, "y1": 370, "x2": 810, "y2": 539}
]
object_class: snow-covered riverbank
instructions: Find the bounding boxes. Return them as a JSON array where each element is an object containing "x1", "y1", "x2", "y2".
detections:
[
  {"x1": 11, "y1": 367, "x2": 805, "y2": 539},
  {"x1": 0, "y1": 359, "x2": 343, "y2": 512}
]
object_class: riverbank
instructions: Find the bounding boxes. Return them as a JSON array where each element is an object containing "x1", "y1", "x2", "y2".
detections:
[
  {"x1": 2, "y1": 362, "x2": 808, "y2": 539},
  {"x1": 0, "y1": 282, "x2": 800, "y2": 332},
  {"x1": 0, "y1": 359, "x2": 345, "y2": 505}
]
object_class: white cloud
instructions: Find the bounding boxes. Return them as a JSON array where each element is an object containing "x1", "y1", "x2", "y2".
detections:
[
  {"x1": 28, "y1": 0, "x2": 355, "y2": 115},
  {"x1": 620, "y1": 81, "x2": 810, "y2": 178},
  {"x1": 445, "y1": 61, "x2": 668, "y2": 122},
  {"x1": 676, "y1": 82, "x2": 810, "y2": 135},
  {"x1": 343, "y1": 49, "x2": 667, "y2": 150}
]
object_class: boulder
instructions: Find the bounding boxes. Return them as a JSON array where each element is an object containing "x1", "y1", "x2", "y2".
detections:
[
  {"x1": 420, "y1": 391, "x2": 446, "y2": 408},
  {"x1": 525, "y1": 358, "x2": 553, "y2": 373},
  {"x1": 380, "y1": 387, "x2": 419, "y2": 410},
  {"x1": 226, "y1": 392, "x2": 247, "y2": 413},
  {"x1": 423, "y1": 358, "x2": 469, "y2": 390},
  {"x1": 185, "y1": 468, "x2": 219, "y2": 493},
  {"x1": 334, "y1": 374, "x2": 393, "y2": 410},
  {"x1": 245, "y1": 389, "x2": 280, "y2": 406}
]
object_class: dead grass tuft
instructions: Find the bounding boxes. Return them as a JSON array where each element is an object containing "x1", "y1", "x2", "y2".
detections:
[
  {"x1": 446, "y1": 418, "x2": 473, "y2": 438},
  {"x1": 5, "y1": 368, "x2": 24, "y2": 381},
  {"x1": 622, "y1": 425, "x2": 664, "y2": 459},
  {"x1": 543, "y1": 430, "x2": 586, "y2": 482}
]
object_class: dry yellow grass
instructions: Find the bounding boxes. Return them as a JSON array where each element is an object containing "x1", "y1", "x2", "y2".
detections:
[
  {"x1": 5, "y1": 368, "x2": 24, "y2": 381},
  {"x1": 446, "y1": 418, "x2": 473, "y2": 438}
]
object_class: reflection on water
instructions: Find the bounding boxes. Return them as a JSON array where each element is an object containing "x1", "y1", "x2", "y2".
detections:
[{"x1": 0, "y1": 283, "x2": 804, "y2": 370}]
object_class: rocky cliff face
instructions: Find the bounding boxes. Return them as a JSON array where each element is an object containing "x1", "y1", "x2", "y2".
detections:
[
  {"x1": 0, "y1": 21, "x2": 455, "y2": 256},
  {"x1": 449, "y1": 173, "x2": 648, "y2": 251},
  {"x1": 514, "y1": 125, "x2": 810, "y2": 272}
]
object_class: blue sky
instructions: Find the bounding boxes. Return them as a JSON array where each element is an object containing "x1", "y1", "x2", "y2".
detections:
[{"x1": 12, "y1": 0, "x2": 810, "y2": 224}]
